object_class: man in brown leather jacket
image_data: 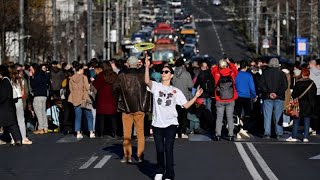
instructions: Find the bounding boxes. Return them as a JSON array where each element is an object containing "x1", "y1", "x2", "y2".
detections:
[{"x1": 113, "y1": 56, "x2": 152, "y2": 163}]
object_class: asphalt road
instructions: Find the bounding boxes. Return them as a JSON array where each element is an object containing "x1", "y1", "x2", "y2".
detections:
[
  {"x1": 184, "y1": 0, "x2": 252, "y2": 60},
  {"x1": 1, "y1": 133, "x2": 320, "y2": 180},
  {"x1": 1, "y1": 1, "x2": 320, "y2": 180}
]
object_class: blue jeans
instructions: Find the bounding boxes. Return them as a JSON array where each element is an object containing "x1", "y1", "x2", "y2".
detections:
[
  {"x1": 74, "y1": 106, "x2": 94, "y2": 132},
  {"x1": 204, "y1": 98, "x2": 212, "y2": 112},
  {"x1": 292, "y1": 117, "x2": 311, "y2": 139},
  {"x1": 153, "y1": 125, "x2": 177, "y2": 180},
  {"x1": 263, "y1": 99, "x2": 283, "y2": 136}
]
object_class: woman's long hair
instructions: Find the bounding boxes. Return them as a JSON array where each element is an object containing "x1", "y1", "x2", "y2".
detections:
[
  {"x1": 104, "y1": 61, "x2": 117, "y2": 84},
  {"x1": 9, "y1": 65, "x2": 21, "y2": 86}
]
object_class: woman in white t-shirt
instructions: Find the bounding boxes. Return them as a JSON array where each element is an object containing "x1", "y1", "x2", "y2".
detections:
[{"x1": 145, "y1": 55, "x2": 203, "y2": 180}]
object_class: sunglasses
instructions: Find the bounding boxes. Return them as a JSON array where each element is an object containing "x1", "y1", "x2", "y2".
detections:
[{"x1": 161, "y1": 70, "x2": 171, "y2": 74}]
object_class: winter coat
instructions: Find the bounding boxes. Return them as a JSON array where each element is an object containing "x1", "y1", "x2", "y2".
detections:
[
  {"x1": 292, "y1": 78, "x2": 317, "y2": 118},
  {"x1": 235, "y1": 71, "x2": 256, "y2": 99},
  {"x1": 113, "y1": 68, "x2": 152, "y2": 113},
  {"x1": 92, "y1": 73, "x2": 117, "y2": 115},
  {"x1": 172, "y1": 66, "x2": 194, "y2": 100},
  {"x1": 68, "y1": 74, "x2": 90, "y2": 107},
  {"x1": 309, "y1": 66, "x2": 320, "y2": 95},
  {"x1": 50, "y1": 68, "x2": 64, "y2": 91},
  {"x1": 211, "y1": 63, "x2": 238, "y2": 102},
  {"x1": 0, "y1": 77, "x2": 17, "y2": 127},
  {"x1": 30, "y1": 71, "x2": 49, "y2": 97},
  {"x1": 194, "y1": 69, "x2": 214, "y2": 98},
  {"x1": 258, "y1": 67, "x2": 288, "y2": 100}
]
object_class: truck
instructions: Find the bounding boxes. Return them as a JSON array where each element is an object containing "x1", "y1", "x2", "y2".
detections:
[
  {"x1": 153, "y1": 23, "x2": 176, "y2": 42},
  {"x1": 152, "y1": 38, "x2": 178, "y2": 64}
]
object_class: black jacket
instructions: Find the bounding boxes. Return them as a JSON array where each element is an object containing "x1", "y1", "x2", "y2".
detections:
[
  {"x1": 113, "y1": 68, "x2": 152, "y2": 113},
  {"x1": 194, "y1": 69, "x2": 214, "y2": 98},
  {"x1": 30, "y1": 71, "x2": 49, "y2": 97},
  {"x1": 0, "y1": 77, "x2": 17, "y2": 127},
  {"x1": 292, "y1": 78, "x2": 317, "y2": 117},
  {"x1": 259, "y1": 67, "x2": 288, "y2": 100}
]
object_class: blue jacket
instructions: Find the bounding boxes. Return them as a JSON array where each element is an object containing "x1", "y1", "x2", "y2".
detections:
[{"x1": 235, "y1": 71, "x2": 256, "y2": 98}]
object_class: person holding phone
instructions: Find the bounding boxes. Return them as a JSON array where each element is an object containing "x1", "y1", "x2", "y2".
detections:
[{"x1": 144, "y1": 53, "x2": 203, "y2": 180}]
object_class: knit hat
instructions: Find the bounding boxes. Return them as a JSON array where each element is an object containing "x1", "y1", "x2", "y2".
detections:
[
  {"x1": 268, "y1": 58, "x2": 280, "y2": 68},
  {"x1": 127, "y1": 56, "x2": 139, "y2": 67}
]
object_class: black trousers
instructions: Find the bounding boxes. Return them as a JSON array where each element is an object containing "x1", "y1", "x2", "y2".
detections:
[
  {"x1": 235, "y1": 97, "x2": 252, "y2": 118},
  {"x1": 312, "y1": 95, "x2": 320, "y2": 131},
  {"x1": 176, "y1": 105, "x2": 187, "y2": 136},
  {"x1": 95, "y1": 114, "x2": 118, "y2": 137},
  {"x1": 3, "y1": 123, "x2": 22, "y2": 142},
  {"x1": 153, "y1": 125, "x2": 177, "y2": 180}
]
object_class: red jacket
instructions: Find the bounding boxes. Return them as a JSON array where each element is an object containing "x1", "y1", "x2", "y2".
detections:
[
  {"x1": 211, "y1": 63, "x2": 238, "y2": 102},
  {"x1": 92, "y1": 73, "x2": 117, "y2": 115}
]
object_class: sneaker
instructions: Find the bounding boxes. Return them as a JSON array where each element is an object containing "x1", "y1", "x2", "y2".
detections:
[
  {"x1": 239, "y1": 128, "x2": 250, "y2": 138},
  {"x1": 303, "y1": 138, "x2": 309, "y2": 143},
  {"x1": 215, "y1": 136, "x2": 221, "y2": 141},
  {"x1": 138, "y1": 154, "x2": 144, "y2": 163},
  {"x1": 120, "y1": 157, "x2": 132, "y2": 163},
  {"x1": 22, "y1": 138, "x2": 32, "y2": 145},
  {"x1": 310, "y1": 130, "x2": 317, "y2": 136},
  {"x1": 282, "y1": 122, "x2": 289, "y2": 127},
  {"x1": 175, "y1": 134, "x2": 178, "y2": 139},
  {"x1": 0, "y1": 140, "x2": 6, "y2": 145},
  {"x1": 181, "y1": 134, "x2": 189, "y2": 138},
  {"x1": 227, "y1": 136, "x2": 235, "y2": 141},
  {"x1": 236, "y1": 133, "x2": 242, "y2": 139},
  {"x1": 286, "y1": 137, "x2": 299, "y2": 142},
  {"x1": 33, "y1": 129, "x2": 45, "y2": 134},
  {"x1": 76, "y1": 134, "x2": 83, "y2": 139},
  {"x1": 154, "y1": 174, "x2": 163, "y2": 180},
  {"x1": 263, "y1": 135, "x2": 270, "y2": 139},
  {"x1": 90, "y1": 133, "x2": 95, "y2": 139}
]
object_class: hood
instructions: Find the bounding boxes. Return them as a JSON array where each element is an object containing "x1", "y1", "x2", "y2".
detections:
[
  {"x1": 71, "y1": 74, "x2": 84, "y2": 83},
  {"x1": 174, "y1": 67, "x2": 184, "y2": 78},
  {"x1": 219, "y1": 68, "x2": 232, "y2": 76}
]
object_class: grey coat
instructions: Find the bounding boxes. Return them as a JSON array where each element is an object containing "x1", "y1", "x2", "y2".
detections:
[{"x1": 172, "y1": 67, "x2": 194, "y2": 100}]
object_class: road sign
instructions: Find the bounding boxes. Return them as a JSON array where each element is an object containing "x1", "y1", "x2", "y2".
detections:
[
  {"x1": 262, "y1": 38, "x2": 270, "y2": 48},
  {"x1": 296, "y1": 38, "x2": 308, "y2": 56}
]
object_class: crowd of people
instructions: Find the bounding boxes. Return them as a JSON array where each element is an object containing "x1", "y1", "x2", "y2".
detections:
[{"x1": 0, "y1": 55, "x2": 320, "y2": 180}]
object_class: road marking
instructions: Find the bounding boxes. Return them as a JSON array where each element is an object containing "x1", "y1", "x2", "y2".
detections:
[
  {"x1": 94, "y1": 155, "x2": 112, "y2": 168},
  {"x1": 191, "y1": 0, "x2": 225, "y2": 55},
  {"x1": 79, "y1": 156, "x2": 98, "y2": 169},
  {"x1": 246, "y1": 143, "x2": 279, "y2": 180},
  {"x1": 309, "y1": 154, "x2": 320, "y2": 160},
  {"x1": 235, "y1": 142, "x2": 263, "y2": 180}
]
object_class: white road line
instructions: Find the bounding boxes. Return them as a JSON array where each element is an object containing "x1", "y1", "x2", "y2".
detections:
[
  {"x1": 246, "y1": 143, "x2": 279, "y2": 180},
  {"x1": 79, "y1": 156, "x2": 98, "y2": 169},
  {"x1": 191, "y1": 0, "x2": 225, "y2": 55},
  {"x1": 235, "y1": 142, "x2": 263, "y2": 180},
  {"x1": 94, "y1": 155, "x2": 112, "y2": 168}
]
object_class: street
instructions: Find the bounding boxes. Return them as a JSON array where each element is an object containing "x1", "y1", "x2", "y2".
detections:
[{"x1": 1, "y1": 133, "x2": 320, "y2": 180}]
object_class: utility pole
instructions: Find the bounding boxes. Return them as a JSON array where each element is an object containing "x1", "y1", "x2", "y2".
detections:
[
  {"x1": 121, "y1": 0, "x2": 125, "y2": 40},
  {"x1": 103, "y1": 0, "x2": 106, "y2": 60},
  {"x1": 19, "y1": 0, "x2": 24, "y2": 64},
  {"x1": 115, "y1": 0, "x2": 120, "y2": 54},
  {"x1": 53, "y1": 0, "x2": 57, "y2": 62},
  {"x1": 250, "y1": 0, "x2": 254, "y2": 42},
  {"x1": 125, "y1": 0, "x2": 129, "y2": 35},
  {"x1": 255, "y1": 0, "x2": 260, "y2": 54},
  {"x1": 87, "y1": 0, "x2": 92, "y2": 63},
  {"x1": 296, "y1": 0, "x2": 300, "y2": 62},
  {"x1": 130, "y1": 0, "x2": 133, "y2": 27},
  {"x1": 74, "y1": 0, "x2": 78, "y2": 62},
  {"x1": 107, "y1": 0, "x2": 111, "y2": 60},
  {"x1": 286, "y1": 0, "x2": 289, "y2": 55},
  {"x1": 277, "y1": 0, "x2": 280, "y2": 55}
]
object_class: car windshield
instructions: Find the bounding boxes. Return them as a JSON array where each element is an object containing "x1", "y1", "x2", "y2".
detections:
[{"x1": 153, "y1": 50, "x2": 174, "y2": 62}]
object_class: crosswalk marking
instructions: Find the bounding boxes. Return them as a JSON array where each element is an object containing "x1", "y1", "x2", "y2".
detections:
[
  {"x1": 94, "y1": 155, "x2": 112, "y2": 168},
  {"x1": 79, "y1": 156, "x2": 99, "y2": 169}
]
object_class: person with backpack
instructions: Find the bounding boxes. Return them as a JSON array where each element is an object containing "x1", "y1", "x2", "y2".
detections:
[
  {"x1": 194, "y1": 61, "x2": 215, "y2": 112},
  {"x1": 211, "y1": 58, "x2": 238, "y2": 141}
]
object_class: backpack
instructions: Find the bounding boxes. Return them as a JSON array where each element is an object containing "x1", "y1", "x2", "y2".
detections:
[{"x1": 216, "y1": 70, "x2": 234, "y2": 100}]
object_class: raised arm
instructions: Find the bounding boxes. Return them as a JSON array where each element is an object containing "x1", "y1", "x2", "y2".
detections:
[
  {"x1": 144, "y1": 53, "x2": 153, "y2": 89},
  {"x1": 183, "y1": 86, "x2": 203, "y2": 109}
]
